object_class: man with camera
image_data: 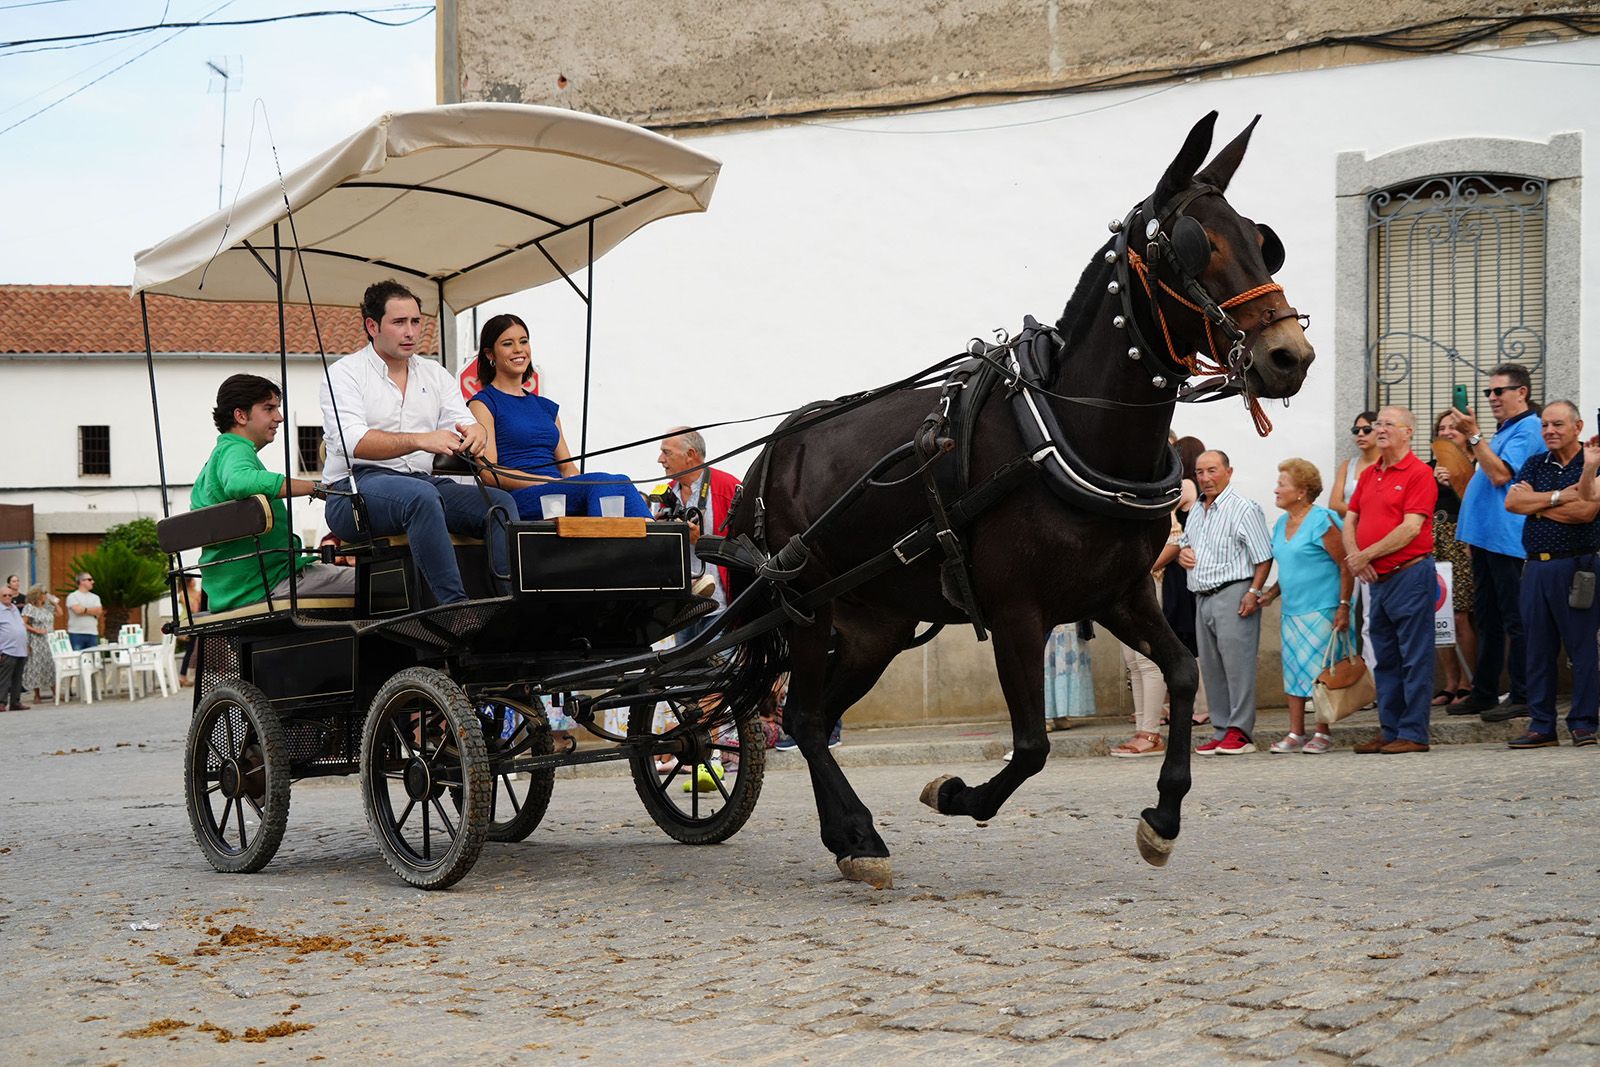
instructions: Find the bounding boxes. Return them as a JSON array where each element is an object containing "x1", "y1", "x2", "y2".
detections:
[
  {"x1": 655, "y1": 427, "x2": 740, "y2": 624},
  {"x1": 1446, "y1": 363, "x2": 1543, "y2": 723},
  {"x1": 1501, "y1": 401, "x2": 1600, "y2": 749}
]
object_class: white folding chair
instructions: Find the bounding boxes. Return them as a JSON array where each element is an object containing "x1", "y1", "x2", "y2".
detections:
[{"x1": 126, "y1": 643, "x2": 170, "y2": 700}]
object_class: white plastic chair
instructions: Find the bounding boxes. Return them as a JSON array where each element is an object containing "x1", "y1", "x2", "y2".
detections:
[
  {"x1": 49, "y1": 632, "x2": 93, "y2": 705},
  {"x1": 126, "y1": 643, "x2": 171, "y2": 700}
]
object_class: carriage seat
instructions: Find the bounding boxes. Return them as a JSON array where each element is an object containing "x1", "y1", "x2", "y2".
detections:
[{"x1": 157, "y1": 495, "x2": 356, "y2": 624}]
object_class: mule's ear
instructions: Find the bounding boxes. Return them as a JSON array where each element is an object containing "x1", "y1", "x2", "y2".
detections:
[
  {"x1": 1153, "y1": 111, "x2": 1218, "y2": 207},
  {"x1": 1195, "y1": 114, "x2": 1261, "y2": 193}
]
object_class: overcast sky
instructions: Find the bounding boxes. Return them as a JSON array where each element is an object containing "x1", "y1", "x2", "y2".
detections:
[{"x1": 0, "y1": 0, "x2": 436, "y2": 285}]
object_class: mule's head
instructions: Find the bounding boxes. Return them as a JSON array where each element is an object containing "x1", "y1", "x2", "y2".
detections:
[{"x1": 1137, "y1": 112, "x2": 1314, "y2": 399}]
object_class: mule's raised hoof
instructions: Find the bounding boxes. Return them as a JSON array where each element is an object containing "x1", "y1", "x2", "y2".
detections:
[
  {"x1": 1136, "y1": 817, "x2": 1175, "y2": 867},
  {"x1": 837, "y1": 856, "x2": 893, "y2": 889},
  {"x1": 919, "y1": 774, "x2": 956, "y2": 812}
]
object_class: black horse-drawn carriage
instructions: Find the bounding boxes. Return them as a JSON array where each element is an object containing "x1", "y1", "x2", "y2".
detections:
[
  {"x1": 137, "y1": 104, "x2": 1312, "y2": 892},
  {"x1": 136, "y1": 104, "x2": 773, "y2": 889}
]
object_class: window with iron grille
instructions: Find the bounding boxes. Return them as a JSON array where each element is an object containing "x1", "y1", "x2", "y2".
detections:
[
  {"x1": 297, "y1": 425, "x2": 325, "y2": 473},
  {"x1": 1366, "y1": 173, "x2": 1547, "y2": 455},
  {"x1": 78, "y1": 425, "x2": 110, "y2": 476}
]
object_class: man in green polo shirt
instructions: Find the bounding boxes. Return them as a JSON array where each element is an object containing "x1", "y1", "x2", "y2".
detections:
[{"x1": 190, "y1": 375, "x2": 355, "y2": 612}]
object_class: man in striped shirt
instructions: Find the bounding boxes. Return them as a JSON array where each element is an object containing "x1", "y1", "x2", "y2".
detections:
[{"x1": 1178, "y1": 451, "x2": 1274, "y2": 754}]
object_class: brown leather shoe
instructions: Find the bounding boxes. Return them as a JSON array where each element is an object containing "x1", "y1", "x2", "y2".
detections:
[
  {"x1": 1379, "y1": 739, "x2": 1430, "y2": 754},
  {"x1": 1352, "y1": 734, "x2": 1386, "y2": 754}
]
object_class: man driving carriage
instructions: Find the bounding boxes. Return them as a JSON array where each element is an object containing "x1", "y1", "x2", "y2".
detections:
[
  {"x1": 191, "y1": 374, "x2": 357, "y2": 611},
  {"x1": 318, "y1": 280, "x2": 519, "y2": 603}
]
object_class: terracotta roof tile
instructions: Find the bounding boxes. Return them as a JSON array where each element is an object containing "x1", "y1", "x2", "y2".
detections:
[{"x1": 0, "y1": 284, "x2": 437, "y2": 356}]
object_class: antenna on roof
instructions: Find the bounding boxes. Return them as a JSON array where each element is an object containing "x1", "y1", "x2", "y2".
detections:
[{"x1": 205, "y1": 57, "x2": 242, "y2": 211}]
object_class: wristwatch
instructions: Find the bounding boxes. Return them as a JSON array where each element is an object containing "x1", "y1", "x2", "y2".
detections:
[
  {"x1": 1467, "y1": 432, "x2": 1483, "y2": 447},
  {"x1": 1550, "y1": 489, "x2": 1562, "y2": 507},
  {"x1": 1248, "y1": 588, "x2": 1264, "y2": 598}
]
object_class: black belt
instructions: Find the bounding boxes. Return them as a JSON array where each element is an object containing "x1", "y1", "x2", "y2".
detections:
[
  {"x1": 1529, "y1": 549, "x2": 1598, "y2": 562},
  {"x1": 1194, "y1": 578, "x2": 1249, "y2": 598}
]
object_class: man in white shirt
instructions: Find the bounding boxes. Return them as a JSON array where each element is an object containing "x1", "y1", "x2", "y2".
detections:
[
  {"x1": 64, "y1": 572, "x2": 103, "y2": 651},
  {"x1": 319, "y1": 280, "x2": 519, "y2": 604}
]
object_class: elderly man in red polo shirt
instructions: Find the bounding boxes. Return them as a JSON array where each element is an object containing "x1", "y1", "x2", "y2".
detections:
[{"x1": 1342, "y1": 405, "x2": 1439, "y2": 754}]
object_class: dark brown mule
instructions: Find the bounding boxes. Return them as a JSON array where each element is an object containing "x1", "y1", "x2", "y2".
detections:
[{"x1": 727, "y1": 114, "x2": 1314, "y2": 888}]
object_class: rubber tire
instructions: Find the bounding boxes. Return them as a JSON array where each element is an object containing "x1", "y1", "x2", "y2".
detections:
[
  {"x1": 626, "y1": 700, "x2": 765, "y2": 845},
  {"x1": 479, "y1": 699, "x2": 555, "y2": 843},
  {"x1": 361, "y1": 667, "x2": 491, "y2": 890},
  {"x1": 184, "y1": 681, "x2": 290, "y2": 875}
]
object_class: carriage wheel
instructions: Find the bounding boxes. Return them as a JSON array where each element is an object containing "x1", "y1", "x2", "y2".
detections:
[
  {"x1": 184, "y1": 681, "x2": 289, "y2": 874},
  {"x1": 361, "y1": 667, "x2": 490, "y2": 890},
  {"x1": 626, "y1": 696, "x2": 765, "y2": 845},
  {"x1": 456, "y1": 698, "x2": 555, "y2": 844}
]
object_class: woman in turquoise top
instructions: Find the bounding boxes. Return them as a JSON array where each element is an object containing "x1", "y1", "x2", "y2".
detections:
[
  {"x1": 1261, "y1": 459, "x2": 1353, "y2": 754},
  {"x1": 468, "y1": 314, "x2": 650, "y2": 518}
]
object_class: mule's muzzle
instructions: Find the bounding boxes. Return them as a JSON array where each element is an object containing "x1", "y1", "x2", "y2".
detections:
[{"x1": 1245, "y1": 320, "x2": 1315, "y2": 398}]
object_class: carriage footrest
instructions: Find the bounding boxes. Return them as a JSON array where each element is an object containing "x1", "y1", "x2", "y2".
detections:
[{"x1": 696, "y1": 534, "x2": 768, "y2": 573}]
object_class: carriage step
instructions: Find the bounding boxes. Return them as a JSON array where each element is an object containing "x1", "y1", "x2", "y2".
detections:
[{"x1": 695, "y1": 534, "x2": 768, "y2": 573}]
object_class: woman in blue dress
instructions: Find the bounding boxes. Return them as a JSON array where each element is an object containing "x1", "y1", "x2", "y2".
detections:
[
  {"x1": 468, "y1": 314, "x2": 650, "y2": 518},
  {"x1": 1261, "y1": 459, "x2": 1353, "y2": 754}
]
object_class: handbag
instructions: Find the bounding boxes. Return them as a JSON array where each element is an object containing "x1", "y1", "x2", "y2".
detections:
[{"x1": 1314, "y1": 629, "x2": 1375, "y2": 725}]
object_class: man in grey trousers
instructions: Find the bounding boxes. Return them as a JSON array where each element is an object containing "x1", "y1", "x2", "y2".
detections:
[{"x1": 1178, "y1": 450, "x2": 1274, "y2": 754}]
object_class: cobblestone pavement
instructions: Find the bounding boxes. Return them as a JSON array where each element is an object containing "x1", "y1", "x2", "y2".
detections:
[{"x1": 3, "y1": 693, "x2": 1597, "y2": 1065}]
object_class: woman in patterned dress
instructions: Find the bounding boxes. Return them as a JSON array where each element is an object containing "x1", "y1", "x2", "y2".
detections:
[
  {"x1": 21, "y1": 585, "x2": 56, "y2": 701},
  {"x1": 1428, "y1": 410, "x2": 1477, "y2": 705},
  {"x1": 1261, "y1": 461, "x2": 1353, "y2": 754}
]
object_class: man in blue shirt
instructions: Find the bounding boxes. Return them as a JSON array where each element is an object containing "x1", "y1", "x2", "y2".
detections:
[
  {"x1": 1501, "y1": 401, "x2": 1600, "y2": 748},
  {"x1": 1446, "y1": 364, "x2": 1544, "y2": 723},
  {"x1": 0, "y1": 586, "x2": 29, "y2": 711}
]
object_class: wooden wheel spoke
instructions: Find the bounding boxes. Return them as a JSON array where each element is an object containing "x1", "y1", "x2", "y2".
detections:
[
  {"x1": 243, "y1": 792, "x2": 265, "y2": 818},
  {"x1": 398, "y1": 793, "x2": 422, "y2": 831},
  {"x1": 497, "y1": 774, "x2": 523, "y2": 814},
  {"x1": 429, "y1": 797, "x2": 458, "y2": 840},
  {"x1": 233, "y1": 794, "x2": 248, "y2": 847},
  {"x1": 389, "y1": 718, "x2": 419, "y2": 760},
  {"x1": 419, "y1": 797, "x2": 431, "y2": 859}
]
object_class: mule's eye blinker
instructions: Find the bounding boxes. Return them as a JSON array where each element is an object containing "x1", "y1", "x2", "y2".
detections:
[
  {"x1": 1170, "y1": 216, "x2": 1210, "y2": 275},
  {"x1": 1258, "y1": 223, "x2": 1285, "y2": 273}
]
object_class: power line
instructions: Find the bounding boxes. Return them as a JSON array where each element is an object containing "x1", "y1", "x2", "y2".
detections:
[
  {"x1": 0, "y1": 0, "x2": 239, "y2": 138},
  {"x1": 0, "y1": 0, "x2": 86, "y2": 10},
  {"x1": 0, "y1": 4, "x2": 433, "y2": 51}
]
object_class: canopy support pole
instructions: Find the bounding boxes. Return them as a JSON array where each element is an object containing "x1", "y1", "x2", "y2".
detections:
[
  {"x1": 274, "y1": 222, "x2": 296, "y2": 611},
  {"x1": 139, "y1": 291, "x2": 171, "y2": 520},
  {"x1": 579, "y1": 220, "x2": 594, "y2": 474},
  {"x1": 437, "y1": 279, "x2": 451, "y2": 370}
]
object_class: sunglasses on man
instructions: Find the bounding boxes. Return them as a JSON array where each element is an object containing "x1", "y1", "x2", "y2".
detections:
[{"x1": 1483, "y1": 385, "x2": 1524, "y2": 398}]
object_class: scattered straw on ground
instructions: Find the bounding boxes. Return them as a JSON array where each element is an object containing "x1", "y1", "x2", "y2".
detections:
[{"x1": 120, "y1": 1019, "x2": 189, "y2": 1038}]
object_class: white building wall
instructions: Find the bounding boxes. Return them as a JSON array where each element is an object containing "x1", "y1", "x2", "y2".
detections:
[
  {"x1": 0, "y1": 355, "x2": 335, "y2": 545},
  {"x1": 460, "y1": 40, "x2": 1597, "y2": 519}
]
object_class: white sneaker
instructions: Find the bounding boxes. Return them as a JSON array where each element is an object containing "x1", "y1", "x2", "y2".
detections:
[{"x1": 1002, "y1": 749, "x2": 1013, "y2": 762}]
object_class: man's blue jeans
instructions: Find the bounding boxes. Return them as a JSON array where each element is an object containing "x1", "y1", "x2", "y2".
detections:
[
  {"x1": 67, "y1": 632, "x2": 97, "y2": 652},
  {"x1": 325, "y1": 467, "x2": 518, "y2": 604},
  {"x1": 1368, "y1": 557, "x2": 1437, "y2": 745}
]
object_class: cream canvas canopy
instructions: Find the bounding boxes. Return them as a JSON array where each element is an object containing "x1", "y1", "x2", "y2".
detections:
[{"x1": 131, "y1": 102, "x2": 722, "y2": 314}]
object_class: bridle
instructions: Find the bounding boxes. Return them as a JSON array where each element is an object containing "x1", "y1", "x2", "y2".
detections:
[{"x1": 1107, "y1": 183, "x2": 1309, "y2": 436}]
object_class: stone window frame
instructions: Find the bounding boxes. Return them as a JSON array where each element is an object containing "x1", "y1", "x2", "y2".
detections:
[{"x1": 1332, "y1": 132, "x2": 1581, "y2": 455}]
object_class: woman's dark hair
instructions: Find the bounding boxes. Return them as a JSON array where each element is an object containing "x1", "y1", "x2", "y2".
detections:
[
  {"x1": 477, "y1": 313, "x2": 533, "y2": 385},
  {"x1": 360, "y1": 279, "x2": 421, "y2": 337},
  {"x1": 1175, "y1": 436, "x2": 1206, "y2": 484},
  {"x1": 212, "y1": 374, "x2": 280, "y2": 433},
  {"x1": 1351, "y1": 409, "x2": 1378, "y2": 432}
]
